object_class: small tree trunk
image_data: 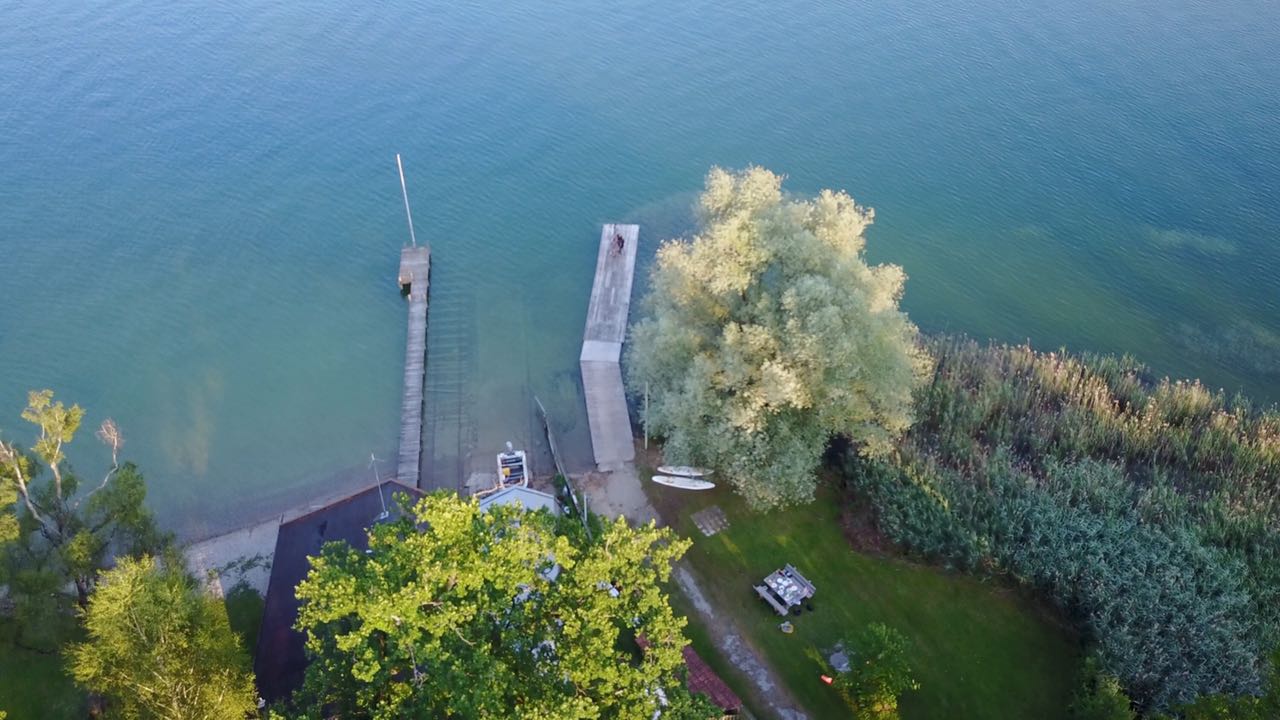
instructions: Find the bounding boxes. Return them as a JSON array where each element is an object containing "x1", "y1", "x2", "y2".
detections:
[{"x1": 75, "y1": 576, "x2": 91, "y2": 609}]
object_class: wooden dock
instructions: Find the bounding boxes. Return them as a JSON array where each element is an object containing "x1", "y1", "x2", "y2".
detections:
[
  {"x1": 397, "y1": 246, "x2": 431, "y2": 487},
  {"x1": 580, "y1": 224, "x2": 639, "y2": 470}
]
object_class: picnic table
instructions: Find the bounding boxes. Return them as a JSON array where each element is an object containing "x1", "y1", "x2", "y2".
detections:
[{"x1": 753, "y1": 564, "x2": 816, "y2": 616}]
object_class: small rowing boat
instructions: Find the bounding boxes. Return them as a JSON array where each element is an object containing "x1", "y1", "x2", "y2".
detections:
[
  {"x1": 651, "y1": 475, "x2": 716, "y2": 491},
  {"x1": 496, "y1": 442, "x2": 529, "y2": 487},
  {"x1": 656, "y1": 465, "x2": 710, "y2": 478}
]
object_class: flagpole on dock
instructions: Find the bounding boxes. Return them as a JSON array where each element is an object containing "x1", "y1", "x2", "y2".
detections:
[
  {"x1": 396, "y1": 153, "x2": 419, "y2": 248},
  {"x1": 644, "y1": 382, "x2": 649, "y2": 450}
]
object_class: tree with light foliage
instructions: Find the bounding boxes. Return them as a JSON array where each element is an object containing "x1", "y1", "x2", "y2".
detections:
[
  {"x1": 629, "y1": 167, "x2": 929, "y2": 508},
  {"x1": 67, "y1": 555, "x2": 258, "y2": 720},
  {"x1": 291, "y1": 492, "x2": 709, "y2": 720},
  {"x1": 0, "y1": 391, "x2": 167, "y2": 650}
]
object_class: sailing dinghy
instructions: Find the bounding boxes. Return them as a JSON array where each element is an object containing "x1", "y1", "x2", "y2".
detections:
[{"x1": 651, "y1": 474, "x2": 716, "y2": 491}]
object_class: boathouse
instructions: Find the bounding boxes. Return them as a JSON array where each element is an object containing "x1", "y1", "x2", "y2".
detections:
[{"x1": 254, "y1": 480, "x2": 423, "y2": 702}]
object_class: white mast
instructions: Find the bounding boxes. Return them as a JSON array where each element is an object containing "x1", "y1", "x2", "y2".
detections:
[
  {"x1": 370, "y1": 453, "x2": 389, "y2": 520},
  {"x1": 396, "y1": 153, "x2": 419, "y2": 248}
]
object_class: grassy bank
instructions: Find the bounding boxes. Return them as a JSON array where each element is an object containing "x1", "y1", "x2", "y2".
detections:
[
  {"x1": 0, "y1": 620, "x2": 84, "y2": 720},
  {"x1": 645, "y1": 475, "x2": 1078, "y2": 719}
]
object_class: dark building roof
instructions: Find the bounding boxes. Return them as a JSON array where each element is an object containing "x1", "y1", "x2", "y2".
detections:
[{"x1": 254, "y1": 481, "x2": 423, "y2": 703}]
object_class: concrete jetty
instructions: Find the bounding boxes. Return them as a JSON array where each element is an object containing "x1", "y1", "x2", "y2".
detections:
[
  {"x1": 580, "y1": 224, "x2": 639, "y2": 470},
  {"x1": 397, "y1": 246, "x2": 431, "y2": 487}
]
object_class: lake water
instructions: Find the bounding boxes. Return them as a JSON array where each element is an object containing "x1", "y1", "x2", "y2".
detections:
[{"x1": 1, "y1": 0, "x2": 1277, "y2": 537}]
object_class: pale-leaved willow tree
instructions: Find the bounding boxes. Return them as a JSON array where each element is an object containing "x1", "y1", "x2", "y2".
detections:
[{"x1": 628, "y1": 167, "x2": 930, "y2": 508}]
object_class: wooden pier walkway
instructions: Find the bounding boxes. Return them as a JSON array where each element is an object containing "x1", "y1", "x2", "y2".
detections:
[
  {"x1": 580, "y1": 224, "x2": 639, "y2": 470},
  {"x1": 397, "y1": 246, "x2": 431, "y2": 487}
]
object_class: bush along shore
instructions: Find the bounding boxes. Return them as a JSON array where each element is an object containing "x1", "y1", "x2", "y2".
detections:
[{"x1": 843, "y1": 335, "x2": 1280, "y2": 714}]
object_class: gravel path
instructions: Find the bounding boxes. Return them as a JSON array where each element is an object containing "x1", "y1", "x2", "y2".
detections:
[{"x1": 673, "y1": 564, "x2": 810, "y2": 720}]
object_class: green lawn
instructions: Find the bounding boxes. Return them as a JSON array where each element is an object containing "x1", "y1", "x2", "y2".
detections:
[
  {"x1": 648, "y1": 479, "x2": 1079, "y2": 719},
  {"x1": 0, "y1": 619, "x2": 84, "y2": 720}
]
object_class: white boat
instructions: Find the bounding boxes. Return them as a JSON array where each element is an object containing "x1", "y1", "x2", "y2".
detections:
[
  {"x1": 651, "y1": 475, "x2": 716, "y2": 491},
  {"x1": 656, "y1": 465, "x2": 711, "y2": 478}
]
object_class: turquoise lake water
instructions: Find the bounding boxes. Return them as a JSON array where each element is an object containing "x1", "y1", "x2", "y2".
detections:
[{"x1": 1, "y1": 0, "x2": 1277, "y2": 537}]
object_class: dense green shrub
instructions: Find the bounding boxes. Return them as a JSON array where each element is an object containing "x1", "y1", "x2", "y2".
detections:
[
  {"x1": 1069, "y1": 657, "x2": 1135, "y2": 720},
  {"x1": 845, "y1": 337, "x2": 1280, "y2": 712},
  {"x1": 829, "y1": 623, "x2": 919, "y2": 720}
]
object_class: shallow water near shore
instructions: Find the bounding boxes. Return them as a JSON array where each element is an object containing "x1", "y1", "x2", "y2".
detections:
[{"x1": 1, "y1": 0, "x2": 1277, "y2": 536}]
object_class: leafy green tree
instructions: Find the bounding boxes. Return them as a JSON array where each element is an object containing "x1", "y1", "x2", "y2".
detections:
[
  {"x1": 830, "y1": 623, "x2": 919, "y2": 720},
  {"x1": 67, "y1": 554, "x2": 258, "y2": 720},
  {"x1": 629, "y1": 167, "x2": 929, "y2": 509},
  {"x1": 293, "y1": 492, "x2": 704, "y2": 719},
  {"x1": 1069, "y1": 657, "x2": 1135, "y2": 720},
  {"x1": 0, "y1": 390, "x2": 166, "y2": 615}
]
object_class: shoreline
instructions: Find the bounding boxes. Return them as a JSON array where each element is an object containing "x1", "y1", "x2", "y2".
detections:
[
  {"x1": 182, "y1": 476, "x2": 411, "y2": 596},
  {"x1": 183, "y1": 470, "x2": 568, "y2": 597}
]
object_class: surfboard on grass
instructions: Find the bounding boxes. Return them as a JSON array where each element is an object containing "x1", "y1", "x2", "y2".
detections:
[
  {"x1": 651, "y1": 474, "x2": 716, "y2": 491},
  {"x1": 656, "y1": 465, "x2": 711, "y2": 478}
]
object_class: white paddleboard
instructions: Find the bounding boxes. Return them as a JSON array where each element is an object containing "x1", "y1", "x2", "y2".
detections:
[
  {"x1": 651, "y1": 475, "x2": 716, "y2": 491},
  {"x1": 657, "y1": 465, "x2": 711, "y2": 478}
]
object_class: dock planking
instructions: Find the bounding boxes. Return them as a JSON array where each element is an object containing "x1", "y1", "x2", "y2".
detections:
[
  {"x1": 397, "y1": 246, "x2": 431, "y2": 487},
  {"x1": 580, "y1": 224, "x2": 639, "y2": 470},
  {"x1": 583, "y1": 224, "x2": 639, "y2": 346}
]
